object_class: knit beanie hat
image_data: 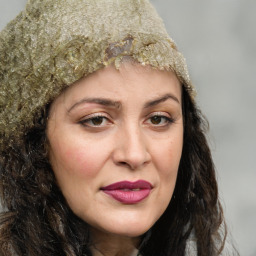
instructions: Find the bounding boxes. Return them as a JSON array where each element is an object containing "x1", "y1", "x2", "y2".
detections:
[{"x1": 0, "y1": 0, "x2": 195, "y2": 151}]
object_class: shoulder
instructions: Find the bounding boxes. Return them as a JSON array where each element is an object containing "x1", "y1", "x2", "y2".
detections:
[
  {"x1": 185, "y1": 223, "x2": 239, "y2": 256},
  {"x1": 220, "y1": 232, "x2": 240, "y2": 256}
]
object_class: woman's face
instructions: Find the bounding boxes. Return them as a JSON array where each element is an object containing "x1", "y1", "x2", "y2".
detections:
[{"x1": 47, "y1": 63, "x2": 183, "y2": 237}]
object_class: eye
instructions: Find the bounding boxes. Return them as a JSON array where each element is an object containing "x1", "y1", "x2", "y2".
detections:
[
  {"x1": 79, "y1": 114, "x2": 111, "y2": 127},
  {"x1": 145, "y1": 113, "x2": 174, "y2": 127}
]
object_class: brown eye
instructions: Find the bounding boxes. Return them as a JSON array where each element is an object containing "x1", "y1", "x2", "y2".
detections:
[
  {"x1": 150, "y1": 116, "x2": 162, "y2": 125},
  {"x1": 91, "y1": 117, "x2": 104, "y2": 126},
  {"x1": 146, "y1": 114, "x2": 174, "y2": 127},
  {"x1": 79, "y1": 115, "x2": 110, "y2": 127}
]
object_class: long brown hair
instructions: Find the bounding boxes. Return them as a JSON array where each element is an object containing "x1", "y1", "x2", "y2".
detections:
[{"x1": 0, "y1": 87, "x2": 227, "y2": 255}]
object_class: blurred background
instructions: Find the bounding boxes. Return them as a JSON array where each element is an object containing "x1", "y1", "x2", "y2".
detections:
[{"x1": 1, "y1": 0, "x2": 255, "y2": 255}]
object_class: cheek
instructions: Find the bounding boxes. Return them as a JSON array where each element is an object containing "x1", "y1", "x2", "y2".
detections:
[
  {"x1": 152, "y1": 132, "x2": 183, "y2": 204},
  {"x1": 154, "y1": 135, "x2": 183, "y2": 177},
  {"x1": 50, "y1": 136, "x2": 108, "y2": 179},
  {"x1": 63, "y1": 148, "x2": 98, "y2": 177}
]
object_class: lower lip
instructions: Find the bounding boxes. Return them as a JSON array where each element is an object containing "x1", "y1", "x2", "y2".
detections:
[{"x1": 102, "y1": 189, "x2": 151, "y2": 204}]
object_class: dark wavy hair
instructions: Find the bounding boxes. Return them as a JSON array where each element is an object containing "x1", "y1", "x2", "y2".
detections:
[{"x1": 0, "y1": 86, "x2": 227, "y2": 256}]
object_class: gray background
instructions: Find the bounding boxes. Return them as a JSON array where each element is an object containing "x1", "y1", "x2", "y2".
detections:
[{"x1": 0, "y1": 0, "x2": 255, "y2": 255}]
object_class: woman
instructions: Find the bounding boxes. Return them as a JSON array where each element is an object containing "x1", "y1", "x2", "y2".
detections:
[{"x1": 0, "y1": 0, "x2": 238, "y2": 255}]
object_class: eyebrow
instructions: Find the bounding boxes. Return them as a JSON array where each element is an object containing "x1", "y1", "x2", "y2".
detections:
[
  {"x1": 68, "y1": 98, "x2": 121, "y2": 113},
  {"x1": 68, "y1": 93, "x2": 180, "y2": 113},
  {"x1": 143, "y1": 93, "x2": 180, "y2": 108}
]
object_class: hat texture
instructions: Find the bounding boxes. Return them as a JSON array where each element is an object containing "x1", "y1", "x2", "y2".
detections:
[{"x1": 0, "y1": 0, "x2": 195, "y2": 151}]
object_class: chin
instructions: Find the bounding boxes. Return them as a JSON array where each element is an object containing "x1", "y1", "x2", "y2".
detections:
[
  {"x1": 117, "y1": 227, "x2": 149, "y2": 237},
  {"x1": 101, "y1": 219, "x2": 155, "y2": 238}
]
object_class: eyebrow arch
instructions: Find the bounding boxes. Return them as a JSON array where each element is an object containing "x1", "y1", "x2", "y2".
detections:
[
  {"x1": 68, "y1": 93, "x2": 179, "y2": 113},
  {"x1": 143, "y1": 93, "x2": 180, "y2": 108},
  {"x1": 68, "y1": 98, "x2": 121, "y2": 113}
]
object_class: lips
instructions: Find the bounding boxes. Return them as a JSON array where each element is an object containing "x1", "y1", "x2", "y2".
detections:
[{"x1": 101, "y1": 180, "x2": 152, "y2": 204}]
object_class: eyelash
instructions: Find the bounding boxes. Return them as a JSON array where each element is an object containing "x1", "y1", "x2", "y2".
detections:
[
  {"x1": 145, "y1": 113, "x2": 175, "y2": 127},
  {"x1": 79, "y1": 113, "x2": 110, "y2": 127},
  {"x1": 78, "y1": 112, "x2": 175, "y2": 128}
]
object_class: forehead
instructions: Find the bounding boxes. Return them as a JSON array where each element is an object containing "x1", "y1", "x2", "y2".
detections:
[{"x1": 52, "y1": 62, "x2": 182, "y2": 110}]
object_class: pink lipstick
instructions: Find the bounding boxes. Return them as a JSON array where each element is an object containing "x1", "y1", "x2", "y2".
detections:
[{"x1": 101, "y1": 180, "x2": 152, "y2": 204}]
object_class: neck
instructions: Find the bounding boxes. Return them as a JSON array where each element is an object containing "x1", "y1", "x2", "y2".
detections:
[{"x1": 90, "y1": 228, "x2": 141, "y2": 256}]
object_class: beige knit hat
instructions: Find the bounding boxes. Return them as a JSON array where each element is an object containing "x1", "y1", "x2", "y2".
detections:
[{"x1": 0, "y1": 0, "x2": 195, "y2": 151}]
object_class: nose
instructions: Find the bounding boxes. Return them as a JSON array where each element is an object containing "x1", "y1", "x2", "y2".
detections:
[{"x1": 112, "y1": 124, "x2": 151, "y2": 170}]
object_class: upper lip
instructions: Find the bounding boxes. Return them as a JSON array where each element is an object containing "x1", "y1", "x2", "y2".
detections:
[{"x1": 101, "y1": 180, "x2": 152, "y2": 190}]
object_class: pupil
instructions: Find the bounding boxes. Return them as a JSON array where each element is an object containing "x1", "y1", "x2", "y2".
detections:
[
  {"x1": 92, "y1": 117, "x2": 103, "y2": 125},
  {"x1": 151, "y1": 116, "x2": 161, "y2": 124}
]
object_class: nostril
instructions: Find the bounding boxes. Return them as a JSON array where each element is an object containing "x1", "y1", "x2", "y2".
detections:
[
  {"x1": 117, "y1": 161, "x2": 135, "y2": 170},
  {"x1": 119, "y1": 161, "x2": 129, "y2": 167}
]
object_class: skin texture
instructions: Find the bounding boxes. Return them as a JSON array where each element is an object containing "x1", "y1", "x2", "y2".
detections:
[{"x1": 47, "y1": 63, "x2": 183, "y2": 255}]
